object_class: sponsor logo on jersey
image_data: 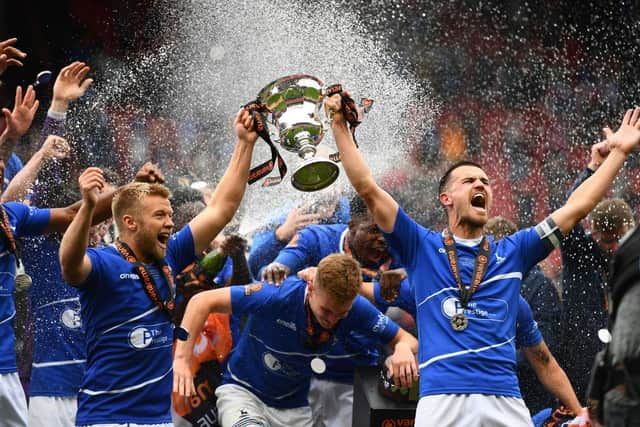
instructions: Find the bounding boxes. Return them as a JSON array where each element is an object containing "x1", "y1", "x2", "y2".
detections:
[
  {"x1": 120, "y1": 273, "x2": 140, "y2": 280},
  {"x1": 263, "y1": 352, "x2": 282, "y2": 372},
  {"x1": 372, "y1": 312, "x2": 388, "y2": 333},
  {"x1": 276, "y1": 318, "x2": 297, "y2": 331},
  {"x1": 60, "y1": 308, "x2": 82, "y2": 329},
  {"x1": 441, "y1": 296, "x2": 508, "y2": 321},
  {"x1": 495, "y1": 253, "x2": 506, "y2": 264},
  {"x1": 129, "y1": 325, "x2": 169, "y2": 349},
  {"x1": 244, "y1": 283, "x2": 263, "y2": 296}
]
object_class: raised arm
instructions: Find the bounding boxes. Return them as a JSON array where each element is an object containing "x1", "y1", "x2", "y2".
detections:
[
  {"x1": 1, "y1": 135, "x2": 70, "y2": 202},
  {"x1": 188, "y1": 109, "x2": 257, "y2": 254},
  {"x1": 0, "y1": 85, "x2": 39, "y2": 162},
  {"x1": 523, "y1": 341, "x2": 582, "y2": 415},
  {"x1": 59, "y1": 167, "x2": 105, "y2": 285},
  {"x1": 551, "y1": 108, "x2": 640, "y2": 234},
  {"x1": 326, "y1": 94, "x2": 398, "y2": 232},
  {"x1": 173, "y1": 287, "x2": 232, "y2": 396}
]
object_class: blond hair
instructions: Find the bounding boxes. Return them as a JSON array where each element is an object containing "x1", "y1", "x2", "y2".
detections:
[
  {"x1": 316, "y1": 254, "x2": 362, "y2": 305},
  {"x1": 591, "y1": 198, "x2": 635, "y2": 233},
  {"x1": 112, "y1": 182, "x2": 171, "y2": 230}
]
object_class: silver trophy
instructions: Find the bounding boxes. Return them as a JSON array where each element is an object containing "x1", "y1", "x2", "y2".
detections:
[{"x1": 256, "y1": 74, "x2": 339, "y2": 192}]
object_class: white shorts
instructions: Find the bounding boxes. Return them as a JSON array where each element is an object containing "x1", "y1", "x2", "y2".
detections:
[
  {"x1": 309, "y1": 378, "x2": 353, "y2": 427},
  {"x1": 415, "y1": 394, "x2": 533, "y2": 427},
  {"x1": 216, "y1": 384, "x2": 312, "y2": 427},
  {"x1": 28, "y1": 395, "x2": 77, "y2": 427},
  {"x1": 0, "y1": 372, "x2": 28, "y2": 427}
]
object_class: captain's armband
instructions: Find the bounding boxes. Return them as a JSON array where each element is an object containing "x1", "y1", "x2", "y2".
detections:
[{"x1": 534, "y1": 216, "x2": 563, "y2": 250}]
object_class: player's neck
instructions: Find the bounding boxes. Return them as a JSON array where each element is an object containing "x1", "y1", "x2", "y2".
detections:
[{"x1": 448, "y1": 221, "x2": 483, "y2": 240}]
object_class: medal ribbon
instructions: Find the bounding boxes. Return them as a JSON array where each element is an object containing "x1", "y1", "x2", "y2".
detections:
[
  {"x1": 442, "y1": 229, "x2": 491, "y2": 309},
  {"x1": 115, "y1": 240, "x2": 176, "y2": 321},
  {"x1": 304, "y1": 295, "x2": 333, "y2": 350},
  {"x1": 0, "y1": 205, "x2": 23, "y2": 270},
  {"x1": 244, "y1": 100, "x2": 288, "y2": 187}
]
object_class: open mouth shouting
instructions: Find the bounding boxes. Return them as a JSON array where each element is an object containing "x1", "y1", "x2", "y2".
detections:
[
  {"x1": 470, "y1": 192, "x2": 487, "y2": 214},
  {"x1": 157, "y1": 232, "x2": 171, "y2": 249}
]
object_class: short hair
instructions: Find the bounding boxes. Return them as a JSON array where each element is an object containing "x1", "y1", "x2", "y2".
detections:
[
  {"x1": 316, "y1": 254, "x2": 361, "y2": 305},
  {"x1": 349, "y1": 194, "x2": 371, "y2": 224},
  {"x1": 173, "y1": 200, "x2": 205, "y2": 232},
  {"x1": 484, "y1": 216, "x2": 517, "y2": 241},
  {"x1": 438, "y1": 160, "x2": 484, "y2": 194},
  {"x1": 112, "y1": 182, "x2": 172, "y2": 230},
  {"x1": 171, "y1": 185, "x2": 205, "y2": 208},
  {"x1": 590, "y1": 198, "x2": 635, "y2": 233}
]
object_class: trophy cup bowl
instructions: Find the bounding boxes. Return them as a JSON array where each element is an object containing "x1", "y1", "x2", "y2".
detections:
[{"x1": 257, "y1": 74, "x2": 339, "y2": 192}]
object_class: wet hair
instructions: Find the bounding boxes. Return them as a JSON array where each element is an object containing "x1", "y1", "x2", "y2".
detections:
[
  {"x1": 590, "y1": 198, "x2": 635, "y2": 233},
  {"x1": 316, "y1": 254, "x2": 361, "y2": 305},
  {"x1": 438, "y1": 160, "x2": 484, "y2": 194},
  {"x1": 112, "y1": 182, "x2": 172, "y2": 230},
  {"x1": 348, "y1": 194, "x2": 374, "y2": 227},
  {"x1": 173, "y1": 200, "x2": 206, "y2": 231},
  {"x1": 484, "y1": 216, "x2": 517, "y2": 241}
]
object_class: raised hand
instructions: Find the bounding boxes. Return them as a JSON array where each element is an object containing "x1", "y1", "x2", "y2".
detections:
[
  {"x1": 0, "y1": 38, "x2": 26, "y2": 76},
  {"x1": 1, "y1": 85, "x2": 39, "y2": 140},
  {"x1": 234, "y1": 108, "x2": 259, "y2": 145},
  {"x1": 261, "y1": 262, "x2": 290, "y2": 286},
  {"x1": 78, "y1": 167, "x2": 105, "y2": 208},
  {"x1": 51, "y1": 61, "x2": 93, "y2": 112},
  {"x1": 603, "y1": 107, "x2": 640, "y2": 156},
  {"x1": 587, "y1": 140, "x2": 610, "y2": 171},
  {"x1": 134, "y1": 162, "x2": 165, "y2": 184},
  {"x1": 379, "y1": 268, "x2": 407, "y2": 303},
  {"x1": 275, "y1": 207, "x2": 321, "y2": 242},
  {"x1": 40, "y1": 135, "x2": 71, "y2": 161}
]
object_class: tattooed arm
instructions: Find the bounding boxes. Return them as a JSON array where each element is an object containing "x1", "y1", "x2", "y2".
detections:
[{"x1": 523, "y1": 340, "x2": 582, "y2": 414}]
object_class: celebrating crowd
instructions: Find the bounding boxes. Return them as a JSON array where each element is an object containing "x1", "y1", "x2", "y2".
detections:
[{"x1": 1, "y1": 22, "x2": 640, "y2": 427}]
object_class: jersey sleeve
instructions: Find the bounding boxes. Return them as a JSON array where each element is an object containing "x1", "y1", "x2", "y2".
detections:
[
  {"x1": 509, "y1": 217, "x2": 560, "y2": 273},
  {"x1": 167, "y1": 224, "x2": 197, "y2": 273},
  {"x1": 383, "y1": 208, "x2": 422, "y2": 271},
  {"x1": 4, "y1": 202, "x2": 50, "y2": 237},
  {"x1": 229, "y1": 281, "x2": 280, "y2": 316},
  {"x1": 273, "y1": 228, "x2": 321, "y2": 274},
  {"x1": 80, "y1": 248, "x2": 107, "y2": 291},
  {"x1": 516, "y1": 296, "x2": 543, "y2": 348},
  {"x1": 345, "y1": 295, "x2": 400, "y2": 344}
]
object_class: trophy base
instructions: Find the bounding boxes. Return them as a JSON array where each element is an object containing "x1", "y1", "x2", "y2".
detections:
[{"x1": 291, "y1": 159, "x2": 340, "y2": 192}]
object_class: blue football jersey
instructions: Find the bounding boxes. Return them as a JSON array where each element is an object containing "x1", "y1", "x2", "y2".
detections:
[
  {"x1": 75, "y1": 226, "x2": 195, "y2": 425},
  {"x1": 0, "y1": 203, "x2": 50, "y2": 373},
  {"x1": 384, "y1": 208, "x2": 552, "y2": 399},
  {"x1": 223, "y1": 277, "x2": 399, "y2": 408},
  {"x1": 24, "y1": 235, "x2": 85, "y2": 396}
]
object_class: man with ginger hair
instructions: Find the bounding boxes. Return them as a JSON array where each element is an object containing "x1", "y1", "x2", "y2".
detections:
[
  {"x1": 173, "y1": 253, "x2": 418, "y2": 427},
  {"x1": 59, "y1": 108, "x2": 259, "y2": 426}
]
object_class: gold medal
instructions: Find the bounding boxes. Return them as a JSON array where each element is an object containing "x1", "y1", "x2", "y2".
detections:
[{"x1": 450, "y1": 313, "x2": 468, "y2": 331}]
